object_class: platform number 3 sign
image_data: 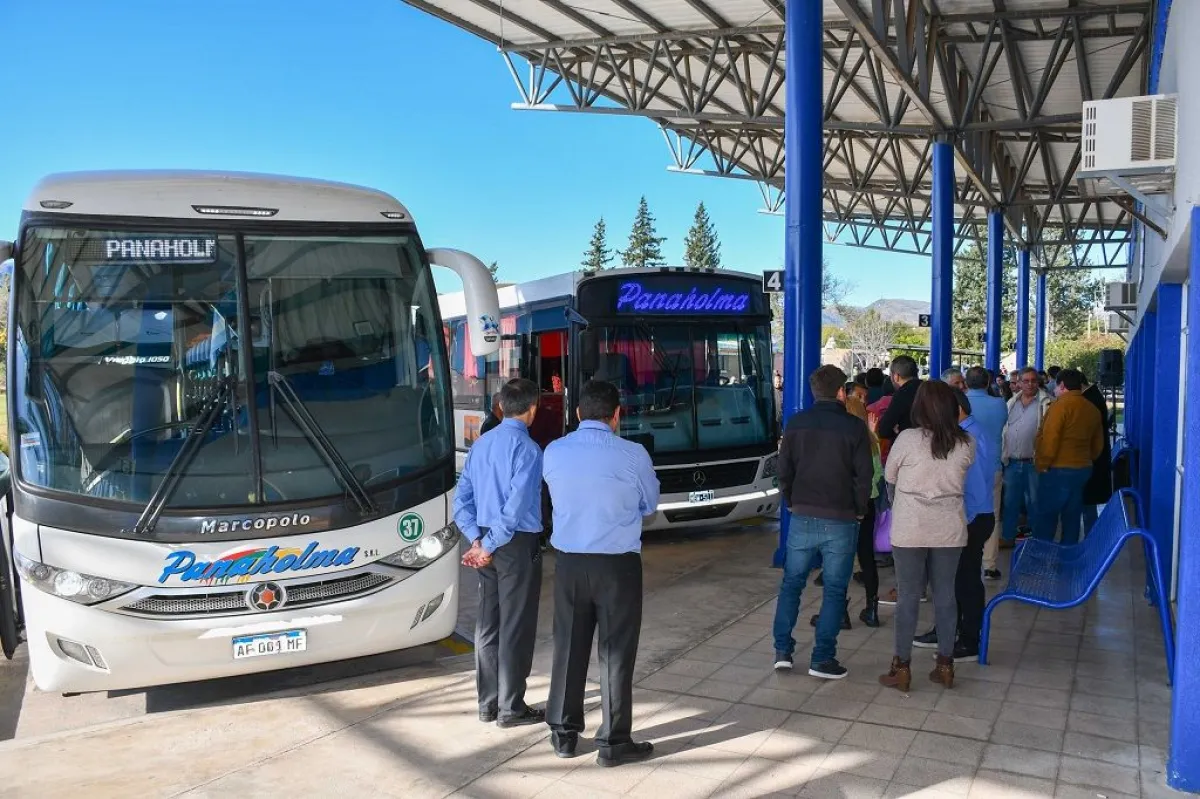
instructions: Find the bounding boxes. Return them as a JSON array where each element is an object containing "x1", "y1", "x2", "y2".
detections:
[
  {"x1": 398, "y1": 513, "x2": 424, "y2": 541},
  {"x1": 763, "y1": 270, "x2": 784, "y2": 293}
]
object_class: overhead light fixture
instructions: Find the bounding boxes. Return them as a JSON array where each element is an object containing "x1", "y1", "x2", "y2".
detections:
[{"x1": 39, "y1": 200, "x2": 73, "y2": 209}]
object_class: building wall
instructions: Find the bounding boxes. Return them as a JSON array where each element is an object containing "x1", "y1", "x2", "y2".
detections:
[{"x1": 1140, "y1": 0, "x2": 1197, "y2": 319}]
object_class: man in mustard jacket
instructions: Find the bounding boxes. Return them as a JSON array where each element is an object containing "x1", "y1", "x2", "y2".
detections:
[{"x1": 1033, "y1": 368, "x2": 1104, "y2": 545}]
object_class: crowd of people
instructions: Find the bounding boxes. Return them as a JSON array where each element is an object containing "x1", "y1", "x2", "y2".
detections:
[
  {"x1": 773, "y1": 355, "x2": 1112, "y2": 688},
  {"x1": 450, "y1": 357, "x2": 1114, "y2": 770}
]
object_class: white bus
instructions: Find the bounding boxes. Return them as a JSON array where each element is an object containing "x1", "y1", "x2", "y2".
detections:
[
  {"x1": 440, "y1": 267, "x2": 781, "y2": 531},
  {"x1": 0, "y1": 171, "x2": 500, "y2": 692}
]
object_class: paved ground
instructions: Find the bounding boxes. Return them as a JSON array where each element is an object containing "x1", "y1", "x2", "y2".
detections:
[{"x1": 0, "y1": 520, "x2": 1186, "y2": 798}]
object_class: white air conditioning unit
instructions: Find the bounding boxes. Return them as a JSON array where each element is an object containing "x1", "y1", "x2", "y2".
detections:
[
  {"x1": 1105, "y1": 281, "x2": 1138, "y2": 310},
  {"x1": 1108, "y1": 313, "x2": 1131, "y2": 333},
  {"x1": 1079, "y1": 94, "x2": 1177, "y2": 197}
]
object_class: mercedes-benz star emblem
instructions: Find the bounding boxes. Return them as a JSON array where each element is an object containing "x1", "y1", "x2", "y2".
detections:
[
  {"x1": 692, "y1": 470, "x2": 707, "y2": 487},
  {"x1": 247, "y1": 582, "x2": 286, "y2": 612}
]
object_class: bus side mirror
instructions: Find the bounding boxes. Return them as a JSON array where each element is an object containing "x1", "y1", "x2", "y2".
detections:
[
  {"x1": 0, "y1": 241, "x2": 12, "y2": 264},
  {"x1": 579, "y1": 329, "x2": 597, "y2": 375}
]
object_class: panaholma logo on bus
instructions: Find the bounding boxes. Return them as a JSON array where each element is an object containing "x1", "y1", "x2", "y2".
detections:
[
  {"x1": 199, "y1": 512, "x2": 317, "y2": 535},
  {"x1": 158, "y1": 541, "x2": 359, "y2": 585}
]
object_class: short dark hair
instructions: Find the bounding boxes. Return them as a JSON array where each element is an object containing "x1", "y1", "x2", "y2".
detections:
[
  {"x1": 1047, "y1": 365, "x2": 1062, "y2": 379},
  {"x1": 853, "y1": 373, "x2": 868, "y2": 388},
  {"x1": 1056, "y1": 368, "x2": 1084, "y2": 391},
  {"x1": 890, "y1": 355, "x2": 918, "y2": 381},
  {"x1": 866, "y1": 368, "x2": 885, "y2": 387},
  {"x1": 578, "y1": 379, "x2": 621, "y2": 421},
  {"x1": 964, "y1": 366, "x2": 991, "y2": 390},
  {"x1": 499, "y1": 378, "x2": 540, "y2": 416},
  {"x1": 810, "y1": 365, "x2": 847, "y2": 401}
]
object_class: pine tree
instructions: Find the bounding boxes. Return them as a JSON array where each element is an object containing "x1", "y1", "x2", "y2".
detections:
[
  {"x1": 487, "y1": 260, "x2": 500, "y2": 283},
  {"x1": 581, "y1": 218, "x2": 614, "y2": 271},
  {"x1": 619, "y1": 196, "x2": 667, "y2": 268},
  {"x1": 683, "y1": 201, "x2": 722, "y2": 269}
]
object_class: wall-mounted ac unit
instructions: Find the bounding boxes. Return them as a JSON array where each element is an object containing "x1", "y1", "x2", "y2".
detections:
[
  {"x1": 1105, "y1": 281, "x2": 1138, "y2": 310},
  {"x1": 1079, "y1": 94, "x2": 1177, "y2": 197},
  {"x1": 1108, "y1": 313, "x2": 1131, "y2": 333}
]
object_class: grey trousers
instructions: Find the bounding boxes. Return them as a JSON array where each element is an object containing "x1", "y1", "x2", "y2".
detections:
[
  {"x1": 475, "y1": 531, "x2": 543, "y2": 718},
  {"x1": 893, "y1": 545, "x2": 961, "y2": 660}
]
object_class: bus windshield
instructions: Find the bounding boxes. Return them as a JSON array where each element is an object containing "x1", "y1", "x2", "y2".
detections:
[
  {"x1": 12, "y1": 227, "x2": 451, "y2": 516},
  {"x1": 591, "y1": 321, "x2": 775, "y2": 454}
]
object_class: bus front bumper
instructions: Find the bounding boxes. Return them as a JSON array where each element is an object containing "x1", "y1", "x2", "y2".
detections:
[
  {"x1": 643, "y1": 483, "x2": 780, "y2": 531},
  {"x1": 20, "y1": 551, "x2": 459, "y2": 694}
]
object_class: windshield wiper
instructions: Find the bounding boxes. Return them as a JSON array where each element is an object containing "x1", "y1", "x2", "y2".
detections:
[
  {"x1": 129, "y1": 377, "x2": 234, "y2": 537},
  {"x1": 266, "y1": 371, "x2": 377, "y2": 515}
]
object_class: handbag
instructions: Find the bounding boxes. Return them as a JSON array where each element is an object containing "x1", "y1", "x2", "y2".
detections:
[{"x1": 873, "y1": 508, "x2": 893, "y2": 554}]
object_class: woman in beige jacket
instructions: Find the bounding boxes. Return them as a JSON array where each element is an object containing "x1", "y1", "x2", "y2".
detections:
[{"x1": 878, "y1": 380, "x2": 975, "y2": 691}]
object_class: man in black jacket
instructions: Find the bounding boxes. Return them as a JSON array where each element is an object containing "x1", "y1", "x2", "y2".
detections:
[
  {"x1": 875, "y1": 355, "x2": 921, "y2": 442},
  {"x1": 772, "y1": 365, "x2": 873, "y2": 680},
  {"x1": 1080, "y1": 372, "x2": 1113, "y2": 533}
]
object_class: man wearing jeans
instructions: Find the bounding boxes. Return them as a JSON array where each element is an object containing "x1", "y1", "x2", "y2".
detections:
[
  {"x1": 1035, "y1": 369, "x2": 1104, "y2": 545},
  {"x1": 773, "y1": 365, "x2": 873, "y2": 679},
  {"x1": 1001, "y1": 368, "x2": 1052, "y2": 544}
]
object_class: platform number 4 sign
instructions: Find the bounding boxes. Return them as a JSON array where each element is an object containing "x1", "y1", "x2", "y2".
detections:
[{"x1": 763, "y1": 270, "x2": 784, "y2": 293}]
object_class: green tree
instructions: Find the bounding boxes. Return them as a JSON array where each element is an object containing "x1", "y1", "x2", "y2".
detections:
[
  {"x1": 950, "y1": 242, "x2": 1019, "y2": 354},
  {"x1": 487, "y1": 260, "x2": 500, "y2": 283},
  {"x1": 952, "y1": 240, "x2": 1105, "y2": 360},
  {"x1": 683, "y1": 201, "x2": 721, "y2": 269},
  {"x1": 619, "y1": 197, "x2": 667, "y2": 269},
  {"x1": 581, "y1": 217, "x2": 614, "y2": 271},
  {"x1": 1045, "y1": 268, "x2": 1104, "y2": 340}
]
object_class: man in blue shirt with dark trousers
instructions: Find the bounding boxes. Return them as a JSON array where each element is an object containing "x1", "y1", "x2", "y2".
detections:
[
  {"x1": 542, "y1": 380, "x2": 660, "y2": 766},
  {"x1": 453, "y1": 378, "x2": 545, "y2": 728}
]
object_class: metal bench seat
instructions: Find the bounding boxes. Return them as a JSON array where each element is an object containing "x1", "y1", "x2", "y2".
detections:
[{"x1": 979, "y1": 488, "x2": 1175, "y2": 681}]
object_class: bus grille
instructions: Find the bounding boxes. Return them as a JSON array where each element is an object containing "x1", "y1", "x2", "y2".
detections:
[
  {"x1": 656, "y1": 460, "x2": 760, "y2": 494},
  {"x1": 119, "y1": 572, "x2": 395, "y2": 618}
]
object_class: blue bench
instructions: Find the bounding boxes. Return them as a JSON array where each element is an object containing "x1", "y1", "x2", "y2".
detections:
[{"x1": 979, "y1": 488, "x2": 1175, "y2": 682}]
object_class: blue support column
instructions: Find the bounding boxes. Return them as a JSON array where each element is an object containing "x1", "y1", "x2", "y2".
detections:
[
  {"x1": 930, "y1": 140, "x2": 955, "y2": 378},
  {"x1": 1016, "y1": 248, "x2": 1030, "y2": 368},
  {"x1": 775, "y1": 0, "x2": 823, "y2": 567},
  {"x1": 1138, "y1": 314, "x2": 1158, "y2": 500},
  {"x1": 985, "y1": 209, "x2": 1004, "y2": 372},
  {"x1": 1034, "y1": 268, "x2": 1048, "y2": 370},
  {"x1": 1149, "y1": 287, "x2": 1181, "y2": 600},
  {"x1": 1169, "y1": 210, "x2": 1200, "y2": 791}
]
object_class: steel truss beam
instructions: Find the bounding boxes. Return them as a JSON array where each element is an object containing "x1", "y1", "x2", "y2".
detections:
[{"x1": 407, "y1": 0, "x2": 1149, "y2": 264}]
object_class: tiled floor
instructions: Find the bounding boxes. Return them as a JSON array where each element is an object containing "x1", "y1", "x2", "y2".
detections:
[{"x1": 490, "y1": 547, "x2": 1184, "y2": 798}]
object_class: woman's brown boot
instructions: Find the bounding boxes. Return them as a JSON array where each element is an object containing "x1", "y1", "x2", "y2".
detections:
[
  {"x1": 930, "y1": 655, "x2": 955, "y2": 688},
  {"x1": 879, "y1": 656, "x2": 911, "y2": 692}
]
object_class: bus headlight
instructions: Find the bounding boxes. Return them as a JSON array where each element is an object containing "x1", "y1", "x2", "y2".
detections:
[
  {"x1": 14, "y1": 552, "x2": 136, "y2": 605},
  {"x1": 378, "y1": 524, "x2": 460, "y2": 570},
  {"x1": 762, "y1": 454, "x2": 779, "y2": 478}
]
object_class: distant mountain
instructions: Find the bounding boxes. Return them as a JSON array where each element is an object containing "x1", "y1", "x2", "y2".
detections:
[{"x1": 824, "y1": 298, "x2": 930, "y2": 327}]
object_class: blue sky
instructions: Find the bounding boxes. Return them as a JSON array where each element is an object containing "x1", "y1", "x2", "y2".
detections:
[{"x1": 0, "y1": 0, "x2": 936, "y2": 306}]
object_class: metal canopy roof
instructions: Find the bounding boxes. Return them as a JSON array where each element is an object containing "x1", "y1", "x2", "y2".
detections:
[{"x1": 405, "y1": 0, "x2": 1152, "y2": 268}]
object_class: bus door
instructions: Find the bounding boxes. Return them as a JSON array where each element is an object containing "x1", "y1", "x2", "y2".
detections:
[
  {"x1": 0, "y1": 453, "x2": 22, "y2": 659},
  {"x1": 527, "y1": 331, "x2": 567, "y2": 448}
]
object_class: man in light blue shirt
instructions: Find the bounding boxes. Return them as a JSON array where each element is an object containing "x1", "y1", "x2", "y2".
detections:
[
  {"x1": 542, "y1": 380, "x2": 659, "y2": 767},
  {"x1": 453, "y1": 378, "x2": 545, "y2": 729},
  {"x1": 963, "y1": 367, "x2": 1008, "y2": 580}
]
